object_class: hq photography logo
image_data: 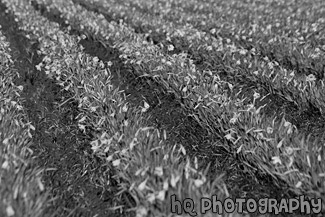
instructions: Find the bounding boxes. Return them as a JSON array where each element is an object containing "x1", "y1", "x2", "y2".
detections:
[{"x1": 170, "y1": 195, "x2": 323, "y2": 216}]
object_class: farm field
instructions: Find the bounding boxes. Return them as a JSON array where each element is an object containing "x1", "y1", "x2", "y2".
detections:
[{"x1": 0, "y1": 0, "x2": 324, "y2": 216}]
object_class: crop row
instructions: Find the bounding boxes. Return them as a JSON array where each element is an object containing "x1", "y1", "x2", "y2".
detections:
[
  {"x1": 33, "y1": 0, "x2": 209, "y2": 104},
  {"x1": 31, "y1": 1, "x2": 322, "y2": 200},
  {"x1": 30, "y1": 0, "x2": 296, "y2": 137},
  {"x1": 79, "y1": 0, "x2": 325, "y2": 144},
  {"x1": 123, "y1": 0, "x2": 325, "y2": 49},
  {"x1": 120, "y1": 0, "x2": 325, "y2": 82},
  {"x1": 123, "y1": 0, "x2": 325, "y2": 87},
  {"x1": 2, "y1": 0, "x2": 234, "y2": 216},
  {"x1": 74, "y1": 0, "x2": 325, "y2": 132},
  {"x1": 0, "y1": 26, "x2": 49, "y2": 217},
  {"x1": 31, "y1": 0, "x2": 325, "y2": 207},
  {"x1": 32, "y1": 0, "x2": 241, "y2": 151},
  {"x1": 69, "y1": 1, "x2": 325, "y2": 188},
  {"x1": 26, "y1": 1, "x2": 302, "y2": 210}
]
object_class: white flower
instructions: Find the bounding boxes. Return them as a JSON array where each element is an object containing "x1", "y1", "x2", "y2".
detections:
[
  {"x1": 138, "y1": 178, "x2": 148, "y2": 191},
  {"x1": 306, "y1": 74, "x2": 316, "y2": 82},
  {"x1": 225, "y1": 133, "x2": 233, "y2": 141},
  {"x1": 154, "y1": 167, "x2": 163, "y2": 176},
  {"x1": 179, "y1": 145, "x2": 186, "y2": 155},
  {"x1": 230, "y1": 113, "x2": 239, "y2": 124},
  {"x1": 141, "y1": 101, "x2": 150, "y2": 112},
  {"x1": 106, "y1": 155, "x2": 113, "y2": 162},
  {"x1": 194, "y1": 179, "x2": 204, "y2": 187},
  {"x1": 147, "y1": 193, "x2": 155, "y2": 203},
  {"x1": 239, "y1": 49, "x2": 247, "y2": 55},
  {"x1": 156, "y1": 190, "x2": 165, "y2": 201},
  {"x1": 295, "y1": 181, "x2": 302, "y2": 188},
  {"x1": 285, "y1": 147, "x2": 294, "y2": 156},
  {"x1": 170, "y1": 174, "x2": 180, "y2": 187},
  {"x1": 163, "y1": 180, "x2": 169, "y2": 190},
  {"x1": 253, "y1": 92, "x2": 260, "y2": 99},
  {"x1": 93, "y1": 56, "x2": 99, "y2": 63},
  {"x1": 229, "y1": 117, "x2": 237, "y2": 124},
  {"x1": 284, "y1": 120, "x2": 291, "y2": 127},
  {"x1": 271, "y1": 156, "x2": 282, "y2": 165},
  {"x1": 167, "y1": 44, "x2": 174, "y2": 51},
  {"x1": 112, "y1": 159, "x2": 120, "y2": 166},
  {"x1": 122, "y1": 103, "x2": 128, "y2": 112},
  {"x1": 277, "y1": 139, "x2": 284, "y2": 148},
  {"x1": 1, "y1": 161, "x2": 9, "y2": 169},
  {"x1": 35, "y1": 63, "x2": 42, "y2": 71},
  {"x1": 17, "y1": 85, "x2": 23, "y2": 91},
  {"x1": 6, "y1": 206, "x2": 15, "y2": 217}
]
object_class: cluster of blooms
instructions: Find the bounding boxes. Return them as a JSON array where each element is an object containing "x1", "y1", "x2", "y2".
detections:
[
  {"x1": 84, "y1": 0, "x2": 325, "y2": 118},
  {"x1": 120, "y1": 0, "x2": 325, "y2": 82},
  {"x1": 0, "y1": 27, "x2": 34, "y2": 149},
  {"x1": 33, "y1": 0, "x2": 237, "y2": 116}
]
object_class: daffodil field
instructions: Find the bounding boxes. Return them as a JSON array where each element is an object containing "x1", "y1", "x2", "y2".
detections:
[{"x1": 0, "y1": 0, "x2": 324, "y2": 216}]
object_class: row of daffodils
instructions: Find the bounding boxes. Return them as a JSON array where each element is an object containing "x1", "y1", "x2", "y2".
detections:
[
  {"x1": 73, "y1": 0, "x2": 325, "y2": 140},
  {"x1": 0, "y1": 26, "x2": 49, "y2": 217}
]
